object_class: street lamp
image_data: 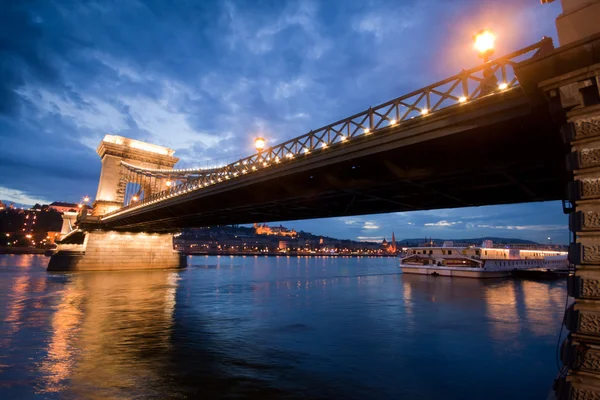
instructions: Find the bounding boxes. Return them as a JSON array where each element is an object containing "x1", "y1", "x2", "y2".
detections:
[
  {"x1": 474, "y1": 29, "x2": 495, "y2": 63},
  {"x1": 474, "y1": 29, "x2": 498, "y2": 95},
  {"x1": 83, "y1": 196, "x2": 90, "y2": 204},
  {"x1": 254, "y1": 137, "x2": 266, "y2": 152}
]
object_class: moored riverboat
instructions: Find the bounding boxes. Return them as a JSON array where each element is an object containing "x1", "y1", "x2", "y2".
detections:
[{"x1": 399, "y1": 241, "x2": 567, "y2": 278}]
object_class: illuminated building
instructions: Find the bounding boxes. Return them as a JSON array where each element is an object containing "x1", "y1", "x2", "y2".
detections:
[
  {"x1": 253, "y1": 223, "x2": 297, "y2": 238},
  {"x1": 381, "y1": 232, "x2": 397, "y2": 254},
  {"x1": 49, "y1": 202, "x2": 79, "y2": 213}
]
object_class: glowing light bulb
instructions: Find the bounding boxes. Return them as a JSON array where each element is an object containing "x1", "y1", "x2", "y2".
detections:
[
  {"x1": 474, "y1": 29, "x2": 495, "y2": 55},
  {"x1": 364, "y1": 128, "x2": 370, "y2": 134},
  {"x1": 254, "y1": 137, "x2": 266, "y2": 151},
  {"x1": 340, "y1": 136, "x2": 347, "y2": 141},
  {"x1": 458, "y1": 96, "x2": 467, "y2": 103},
  {"x1": 421, "y1": 109, "x2": 429, "y2": 115},
  {"x1": 389, "y1": 119, "x2": 397, "y2": 125},
  {"x1": 498, "y1": 82, "x2": 508, "y2": 90}
]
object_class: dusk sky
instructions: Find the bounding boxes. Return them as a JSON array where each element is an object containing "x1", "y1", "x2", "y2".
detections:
[{"x1": 0, "y1": 0, "x2": 568, "y2": 244}]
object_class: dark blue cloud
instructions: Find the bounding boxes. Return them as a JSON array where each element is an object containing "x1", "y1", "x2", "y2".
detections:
[{"x1": 0, "y1": 0, "x2": 567, "y2": 242}]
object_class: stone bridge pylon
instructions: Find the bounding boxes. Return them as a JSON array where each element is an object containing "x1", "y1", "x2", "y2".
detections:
[
  {"x1": 93, "y1": 134, "x2": 179, "y2": 216},
  {"x1": 47, "y1": 135, "x2": 186, "y2": 272}
]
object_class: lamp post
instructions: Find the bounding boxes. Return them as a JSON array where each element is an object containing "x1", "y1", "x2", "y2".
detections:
[
  {"x1": 254, "y1": 137, "x2": 266, "y2": 152},
  {"x1": 474, "y1": 29, "x2": 498, "y2": 95}
]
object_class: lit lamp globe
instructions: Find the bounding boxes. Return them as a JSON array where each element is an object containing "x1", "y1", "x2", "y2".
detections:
[
  {"x1": 254, "y1": 137, "x2": 266, "y2": 152},
  {"x1": 474, "y1": 29, "x2": 495, "y2": 63},
  {"x1": 83, "y1": 196, "x2": 90, "y2": 204},
  {"x1": 165, "y1": 180, "x2": 172, "y2": 187}
]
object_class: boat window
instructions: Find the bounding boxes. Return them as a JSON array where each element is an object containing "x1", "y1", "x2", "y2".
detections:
[
  {"x1": 429, "y1": 250, "x2": 433, "y2": 255},
  {"x1": 475, "y1": 250, "x2": 480, "y2": 255},
  {"x1": 485, "y1": 251, "x2": 488, "y2": 255},
  {"x1": 448, "y1": 250, "x2": 452, "y2": 255}
]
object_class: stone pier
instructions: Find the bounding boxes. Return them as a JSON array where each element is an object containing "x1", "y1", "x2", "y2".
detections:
[{"x1": 48, "y1": 230, "x2": 186, "y2": 271}]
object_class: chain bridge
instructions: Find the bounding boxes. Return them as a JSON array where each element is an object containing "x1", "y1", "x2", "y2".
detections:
[{"x1": 89, "y1": 39, "x2": 569, "y2": 232}]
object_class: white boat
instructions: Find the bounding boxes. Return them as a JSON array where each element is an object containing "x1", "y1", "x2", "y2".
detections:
[{"x1": 399, "y1": 241, "x2": 568, "y2": 279}]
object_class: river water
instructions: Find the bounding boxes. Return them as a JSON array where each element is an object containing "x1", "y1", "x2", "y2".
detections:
[{"x1": 0, "y1": 254, "x2": 566, "y2": 399}]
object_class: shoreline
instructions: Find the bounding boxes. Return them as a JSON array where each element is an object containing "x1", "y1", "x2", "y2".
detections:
[{"x1": 184, "y1": 251, "x2": 397, "y2": 257}]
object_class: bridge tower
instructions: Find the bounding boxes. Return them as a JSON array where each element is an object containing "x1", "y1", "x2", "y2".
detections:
[
  {"x1": 47, "y1": 135, "x2": 185, "y2": 272},
  {"x1": 93, "y1": 134, "x2": 179, "y2": 216}
]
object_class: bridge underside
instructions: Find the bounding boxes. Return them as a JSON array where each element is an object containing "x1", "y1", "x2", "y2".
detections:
[{"x1": 103, "y1": 92, "x2": 568, "y2": 232}]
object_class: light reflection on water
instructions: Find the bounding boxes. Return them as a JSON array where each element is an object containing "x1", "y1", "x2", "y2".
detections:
[{"x1": 0, "y1": 255, "x2": 565, "y2": 399}]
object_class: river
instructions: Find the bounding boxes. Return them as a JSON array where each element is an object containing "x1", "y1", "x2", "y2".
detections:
[{"x1": 0, "y1": 254, "x2": 566, "y2": 399}]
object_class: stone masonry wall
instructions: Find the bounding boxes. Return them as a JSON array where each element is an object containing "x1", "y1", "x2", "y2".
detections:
[{"x1": 48, "y1": 231, "x2": 186, "y2": 271}]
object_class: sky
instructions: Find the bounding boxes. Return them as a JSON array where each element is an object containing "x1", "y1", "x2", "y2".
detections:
[{"x1": 0, "y1": 0, "x2": 569, "y2": 244}]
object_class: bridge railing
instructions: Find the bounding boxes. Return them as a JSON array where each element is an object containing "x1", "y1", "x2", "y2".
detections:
[{"x1": 102, "y1": 37, "x2": 553, "y2": 220}]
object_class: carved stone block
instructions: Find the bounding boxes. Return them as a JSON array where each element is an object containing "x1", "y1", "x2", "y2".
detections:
[
  {"x1": 569, "y1": 276, "x2": 600, "y2": 299},
  {"x1": 571, "y1": 387, "x2": 600, "y2": 400},
  {"x1": 582, "y1": 179, "x2": 600, "y2": 198},
  {"x1": 571, "y1": 211, "x2": 600, "y2": 232},
  {"x1": 581, "y1": 148, "x2": 600, "y2": 169},
  {"x1": 573, "y1": 115, "x2": 600, "y2": 140},
  {"x1": 579, "y1": 311, "x2": 600, "y2": 336},
  {"x1": 569, "y1": 243, "x2": 600, "y2": 264},
  {"x1": 579, "y1": 348, "x2": 600, "y2": 374},
  {"x1": 582, "y1": 279, "x2": 600, "y2": 299}
]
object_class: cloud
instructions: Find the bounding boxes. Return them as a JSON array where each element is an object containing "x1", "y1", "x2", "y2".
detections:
[
  {"x1": 362, "y1": 221, "x2": 380, "y2": 230},
  {"x1": 357, "y1": 236, "x2": 384, "y2": 242},
  {"x1": 0, "y1": 186, "x2": 51, "y2": 206},
  {"x1": 424, "y1": 220, "x2": 463, "y2": 227},
  {"x1": 476, "y1": 224, "x2": 565, "y2": 231}
]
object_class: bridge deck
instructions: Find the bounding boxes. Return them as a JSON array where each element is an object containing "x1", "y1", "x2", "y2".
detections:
[{"x1": 102, "y1": 87, "x2": 567, "y2": 232}]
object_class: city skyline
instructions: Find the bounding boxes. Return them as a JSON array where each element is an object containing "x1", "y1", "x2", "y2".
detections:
[{"x1": 0, "y1": 0, "x2": 567, "y2": 244}]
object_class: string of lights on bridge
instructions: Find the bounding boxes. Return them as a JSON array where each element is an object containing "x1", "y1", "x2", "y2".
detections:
[{"x1": 101, "y1": 31, "x2": 553, "y2": 220}]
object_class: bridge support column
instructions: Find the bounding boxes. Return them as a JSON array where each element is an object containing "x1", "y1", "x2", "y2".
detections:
[
  {"x1": 48, "y1": 230, "x2": 186, "y2": 272},
  {"x1": 540, "y1": 65, "x2": 600, "y2": 397}
]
